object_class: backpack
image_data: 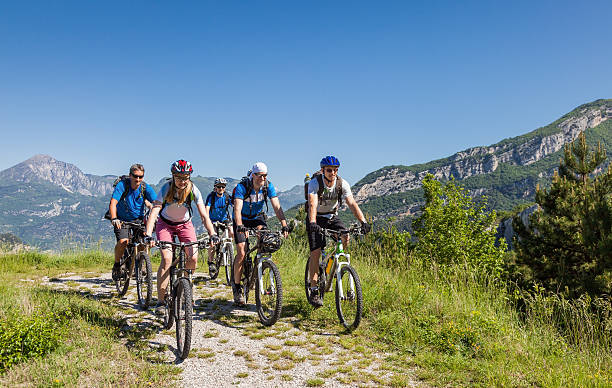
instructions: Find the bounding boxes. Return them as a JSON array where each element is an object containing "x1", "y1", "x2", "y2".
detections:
[
  {"x1": 304, "y1": 171, "x2": 343, "y2": 214},
  {"x1": 104, "y1": 175, "x2": 147, "y2": 220},
  {"x1": 206, "y1": 191, "x2": 232, "y2": 218},
  {"x1": 231, "y1": 176, "x2": 269, "y2": 215}
]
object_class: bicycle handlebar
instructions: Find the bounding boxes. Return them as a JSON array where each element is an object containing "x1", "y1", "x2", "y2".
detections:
[
  {"x1": 322, "y1": 223, "x2": 363, "y2": 238},
  {"x1": 155, "y1": 238, "x2": 211, "y2": 250}
]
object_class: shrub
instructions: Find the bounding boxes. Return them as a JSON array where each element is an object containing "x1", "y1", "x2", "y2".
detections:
[
  {"x1": 412, "y1": 174, "x2": 506, "y2": 278},
  {"x1": 0, "y1": 313, "x2": 64, "y2": 373}
]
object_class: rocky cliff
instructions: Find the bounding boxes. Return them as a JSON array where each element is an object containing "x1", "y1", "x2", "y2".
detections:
[{"x1": 355, "y1": 102, "x2": 611, "y2": 202}]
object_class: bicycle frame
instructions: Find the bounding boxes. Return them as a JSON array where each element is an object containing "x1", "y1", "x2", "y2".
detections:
[{"x1": 322, "y1": 234, "x2": 354, "y2": 296}]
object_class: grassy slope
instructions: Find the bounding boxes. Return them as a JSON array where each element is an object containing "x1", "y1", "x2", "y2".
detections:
[
  {"x1": 2, "y1": 236, "x2": 610, "y2": 387},
  {"x1": 273, "y1": 231, "x2": 611, "y2": 387},
  {"x1": 0, "y1": 250, "x2": 179, "y2": 386}
]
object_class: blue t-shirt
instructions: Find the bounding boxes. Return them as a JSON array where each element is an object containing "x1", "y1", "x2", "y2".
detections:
[
  {"x1": 111, "y1": 180, "x2": 157, "y2": 221},
  {"x1": 234, "y1": 180, "x2": 277, "y2": 220},
  {"x1": 205, "y1": 192, "x2": 231, "y2": 222}
]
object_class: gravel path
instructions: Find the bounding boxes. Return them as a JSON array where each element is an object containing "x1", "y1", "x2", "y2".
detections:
[{"x1": 42, "y1": 270, "x2": 419, "y2": 387}]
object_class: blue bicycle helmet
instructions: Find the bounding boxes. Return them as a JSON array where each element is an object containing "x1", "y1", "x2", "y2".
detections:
[{"x1": 320, "y1": 155, "x2": 340, "y2": 168}]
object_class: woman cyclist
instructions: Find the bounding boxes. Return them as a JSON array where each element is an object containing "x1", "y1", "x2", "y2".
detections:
[{"x1": 145, "y1": 159, "x2": 219, "y2": 315}]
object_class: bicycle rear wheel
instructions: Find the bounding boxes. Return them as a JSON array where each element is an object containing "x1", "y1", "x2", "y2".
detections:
[
  {"x1": 334, "y1": 265, "x2": 363, "y2": 331},
  {"x1": 136, "y1": 251, "x2": 153, "y2": 309},
  {"x1": 175, "y1": 278, "x2": 193, "y2": 359},
  {"x1": 255, "y1": 260, "x2": 283, "y2": 326},
  {"x1": 304, "y1": 256, "x2": 325, "y2": 302},
  {"x1": 115, "y1": 250, "x2": 131, "y2": 297}
]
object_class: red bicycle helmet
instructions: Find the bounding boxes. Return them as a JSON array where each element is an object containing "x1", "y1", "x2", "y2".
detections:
[{"x1": 171, "y1": 159, "x2": 193, "y2": 174}]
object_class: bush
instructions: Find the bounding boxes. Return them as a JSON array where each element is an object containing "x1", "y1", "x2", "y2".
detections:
[
  {"x1": 412, "y1": 174, "x2": 506, "y2": 278},
  {"x1": 0, "y1": 313, "x2": 64, "y2": 373}
]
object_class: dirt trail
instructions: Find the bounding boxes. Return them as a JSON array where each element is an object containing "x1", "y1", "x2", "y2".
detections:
[{"x1": 43, "y1": 271, "x2": 418, "y2": 387}]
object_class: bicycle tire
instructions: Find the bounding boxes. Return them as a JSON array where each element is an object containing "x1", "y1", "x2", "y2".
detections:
[
  {"x1": 304, "y1": 256, "x2": 326, "y2": 303},
  {"x1": 163, "y1": 296, "x2": 174, "y2": 330},
  {"x1": 223, "y1": 244, "x2": 234, "y2": 286},
  {"x1": 209, "y1": 252, "x2": 220, "y2": 280},
  {"x1": 175, "y1": 278, "x2": 193, "y2": 359},
  {"x1": 255, "y1": 260, "x2": 283, "y2": 326},
  {"x1": 334, "y1": 265, "x2": 363, "y2": 331},
  {"x1": 115, "y1": 249, "x2": 132, "y2": 297},
  {"x1": 136, "y1": 251, "x2": 153, "y2": 310}
]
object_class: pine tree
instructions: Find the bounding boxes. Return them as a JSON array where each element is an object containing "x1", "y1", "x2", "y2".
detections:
[{"x1": 514, "y1": 132, "x2": 612, "y2": 297}]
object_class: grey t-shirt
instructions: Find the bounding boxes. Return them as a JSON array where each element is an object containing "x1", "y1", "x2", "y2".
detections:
[{"x1": 307, "y1": 176, "x2": 352, "y2": 218}]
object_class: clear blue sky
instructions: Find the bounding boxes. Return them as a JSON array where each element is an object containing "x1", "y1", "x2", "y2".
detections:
[{"x1": 1, "y1": 1, "x2": 610, "y2": 190}]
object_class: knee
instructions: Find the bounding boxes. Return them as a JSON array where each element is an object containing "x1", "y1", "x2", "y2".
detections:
[{"x1": 118, "y1": 239, "x2": 128, "y2": 247}]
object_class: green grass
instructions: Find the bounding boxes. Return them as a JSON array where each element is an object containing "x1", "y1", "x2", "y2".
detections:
[
  {"x1": 0, "y1": 249, "x2": 179, "y2": 386},
  {"x1": 273, "y1": 234, "x2": 612, "y2": 387},
  {"x1": 2, "y1": 235, "x2": 611, "y2": 387}
]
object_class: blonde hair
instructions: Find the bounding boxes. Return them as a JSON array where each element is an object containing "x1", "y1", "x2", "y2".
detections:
[{"x1": 164, "y1": 176, "x2": 192, "y2": 205}]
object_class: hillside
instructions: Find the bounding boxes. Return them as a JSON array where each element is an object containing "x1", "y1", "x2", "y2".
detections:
[{"x1": 354, "y1": 99, "x2": 612, "y2": 222}]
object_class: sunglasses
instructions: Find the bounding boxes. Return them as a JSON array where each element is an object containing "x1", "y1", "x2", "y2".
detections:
[
  {"x1": 215, "y1": 185, "x2": 226, "y2": 189},
  {"x1": 324, "y1": 168, "x2": 339, "y2": 173},
  {"x1": 174, "y1": 176, "x2": 190, "y2": 182},
  {"x1": 131, "y1": 173, "x2": 144, "y2": 179},
  {"x1": 254, "y1": 173, "x2": 267, "y2": 178}
]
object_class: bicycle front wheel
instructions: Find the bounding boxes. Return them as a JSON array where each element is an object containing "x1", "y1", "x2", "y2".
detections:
[
  {"x1": 223, "y1": 244, "x2": 234, "y2": 286},
  {"x1": 255, "y1": 260, "x2": 283, "y2": 326},
  {"x1": 334, "y1": 265, "x2": 363, "y2": 331},
  {"x1": 136, "y1": 251, "x2": 153, "y2": 310},
  {"x1": 175, "y1": 278, "x2": 193, "y2": 359},
  {"x1": 115, "y1": 250, "x2": 131, "y2": 297}
]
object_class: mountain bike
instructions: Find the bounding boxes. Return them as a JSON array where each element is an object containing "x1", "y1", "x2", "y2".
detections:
[
  {"x1": 155, "y1": 238, "x2": 209, "y2": 360},
  {"x1": 114, "y1": 220, "x2": 153, "y2": 310},
  {"x1": 304, "y1": 223, "x2": 363, "y2": 331},
  {"x1": 209, "y1": 221, "x2": 234, "y2": 285},
  {"x1": 231, "y1": 227, "x2": 285, "y2": 326}
]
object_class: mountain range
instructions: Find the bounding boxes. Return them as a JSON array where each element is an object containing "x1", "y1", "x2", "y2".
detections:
[
  {"x1": 351, "y1": 99, "x2": 612, "y2": 228},
  {"x1": 0, "y1": 157, "x2": 303, "y2": 249},
  {"x1": 1, "y1": 99, "x2": 611, "y2": 249}
]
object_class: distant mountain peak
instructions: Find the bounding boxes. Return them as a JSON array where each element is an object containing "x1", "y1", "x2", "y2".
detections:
[{"x1": 0, "y1": 154, "x2": 113, "y2": 196}]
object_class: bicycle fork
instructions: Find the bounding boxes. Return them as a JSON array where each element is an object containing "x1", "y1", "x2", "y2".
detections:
[
  {"x1": 256, "y1": 256, "x2": 276, "y2": 296},
  {"x1": 334, "y1": 254, "x2": 355, "y2": 300}
]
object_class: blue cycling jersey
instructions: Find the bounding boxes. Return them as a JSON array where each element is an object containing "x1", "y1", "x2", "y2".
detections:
[
  {"x1": 205, "y1": 192, "x2": 231, "y2": 222},
  {"x1": 111, "y1": 180, "x2": 157, "y2": 221},
  {"x1": 234, "y1": 180, "x2": 277, "y2": 220}
]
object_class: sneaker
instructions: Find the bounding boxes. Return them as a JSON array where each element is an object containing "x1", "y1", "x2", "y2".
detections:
[
  {"x1": 208, "y1": 262, "x2": 218, "y2": 278},
  {"x1": 233, "y1": 283, "x2": 246, "y2": 306},
  {"x1": 154, "y1": 302, "x2": 166, "y2": 316},
  {"x1": 309, "y1": 287, "x2": 323, "y2": 308},
  {"x1": 112, "y1": 263, "x2": 121, "y2": 281}
]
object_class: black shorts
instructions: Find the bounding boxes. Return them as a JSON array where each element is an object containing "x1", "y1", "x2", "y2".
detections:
[
  {"x1": 113, "y1": 220, "x2": 142, "y2": 241},
  {"x1": 233, "y1": 216, "x2": 267, "y2": 244},
  {"x1": 307, "y1": 216, "x2": 346, "y2": 252}
]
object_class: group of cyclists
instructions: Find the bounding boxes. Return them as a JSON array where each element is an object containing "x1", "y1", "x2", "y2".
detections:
[{"x1": 108, "y1": 156, "x2": 370, "y2": 315}]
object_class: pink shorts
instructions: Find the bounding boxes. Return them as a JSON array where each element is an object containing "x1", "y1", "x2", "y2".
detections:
[{"x1": 156, "y1": 218, "x2": 197, "y2": 244}]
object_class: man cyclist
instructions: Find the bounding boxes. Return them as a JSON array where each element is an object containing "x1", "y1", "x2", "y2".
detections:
[
  {"x1": 108, "y1": 164, "x2": 157, "y2": 281},
  {"x1": 306, "y1": 155, "x2": 371, "y2": 307},
  {"x1": 205, "y1": 178, "x2": 234, "y2": 278},
  {"x1": 232, "y1": 162, "x2": 289, "y2": 305}
]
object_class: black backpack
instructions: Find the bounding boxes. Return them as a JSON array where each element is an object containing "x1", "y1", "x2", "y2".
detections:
[
  {"x1": 231, "y1": 176, "x2": 269, "y2": 215},
  {"x1": 304, "y1": 171, "x2": 343, "y2": 213},
  {"x1": 206, "y1": 192, "x2": 232, "y2": 218},
  {"x1": 104, "y1": 175, "x2": 147, "y2": 220}
]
